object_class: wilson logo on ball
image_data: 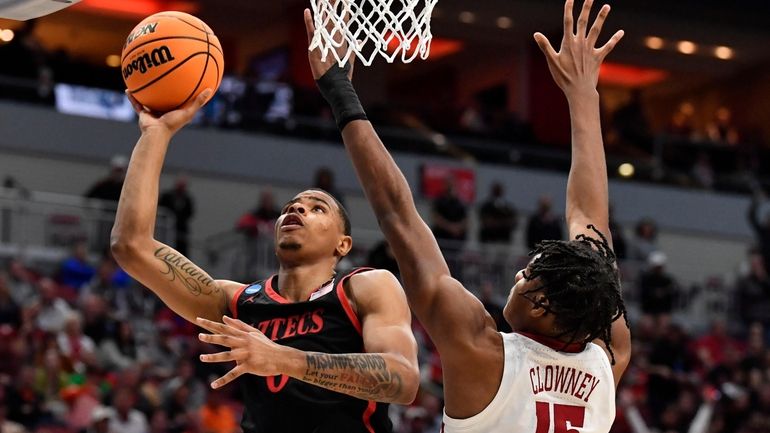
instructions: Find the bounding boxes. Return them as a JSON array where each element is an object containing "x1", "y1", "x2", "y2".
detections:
[{"x1": 122, "y1": 46, "x2": 176, "y2": 79}]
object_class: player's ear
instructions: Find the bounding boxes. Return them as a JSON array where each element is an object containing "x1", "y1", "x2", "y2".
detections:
[
  {"x1": 530, "y1": 294, "x2": 550, "y2": 318},
  {"x1": 336, "y1": 235, "x2": 353, "y2": 258}
]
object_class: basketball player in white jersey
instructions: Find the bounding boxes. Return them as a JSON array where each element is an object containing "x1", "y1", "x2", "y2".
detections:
[{"x1": 305, "y1": 0, "x2": 630, "y2": 432}]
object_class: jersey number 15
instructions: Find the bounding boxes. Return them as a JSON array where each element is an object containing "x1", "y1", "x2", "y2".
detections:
[{"x1": 535, "y1": 401, "x2": 585, "y2": 433}]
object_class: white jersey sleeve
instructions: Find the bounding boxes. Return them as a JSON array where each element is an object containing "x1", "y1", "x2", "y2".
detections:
[{"x1": 442, "y1": 332, "x2": 616, "y2": 433}]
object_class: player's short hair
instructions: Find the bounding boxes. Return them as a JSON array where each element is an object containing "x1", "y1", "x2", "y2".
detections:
[
  {"x1": 523, "y1": 225, "x2": 628, "y2": 364},
  {"x1": 307, "y1": 188, "x2": 351, "y2": 236}
]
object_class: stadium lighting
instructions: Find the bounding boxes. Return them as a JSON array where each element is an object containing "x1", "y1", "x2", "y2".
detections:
[
  {"x1": 714, "y1": 46, "x2": 734, "y2": 60},
  {"x1": 644, "y1": 36, "x2": 664, "y2": 50},
  {"x1": 105, "y1": 55, "x2": 121, "y2": 68},
  {"x1": 458, "y1": 11, "x2": 475, "y2": 24},
  {"x1": 618, "y1": 163, "x2": 635, "y2": 178},
  {"x1": 0, "y1": 29, "x2": 14, "y2": 42},
  {"x1": 677, "y1": 40, "x2": 697, "y2": 55},
  {"x1": 496, "y1": 16, "x2": 513, "y2": 29}
]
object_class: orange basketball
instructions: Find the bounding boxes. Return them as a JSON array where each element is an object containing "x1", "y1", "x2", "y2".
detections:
[{"x1": 121, "y1": 11, "x2": 224, "y2": 113}]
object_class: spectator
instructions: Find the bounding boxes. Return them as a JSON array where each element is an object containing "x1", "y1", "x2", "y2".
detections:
[
  {"x1": 236, "y1": 189, "x2": 281, "y2": 280},
  {"x1": 639, "y1": 252, "x2": 679, "y2": 322},
  {"x1": 478, "y1": 182, "x2": 517, "y2": 244},
  {"x1": 2, "y1": 176, "x2": 29, "y2": 205},
  {"x1": 64, "y1": 381, "x2": 102, "y2": 432},
  {"x1": 747, "y1": 193, "x2": 770, "y2": 272},
  {"x1": 4, "y1": 366, "x2": 46, "y2": 428},
  {"x1": 525, "y1": 195, "x2": 563, "y2": 250},
  {"x1": 691, "y1": 319, "x2": 744, "y2": 374},
  {"x1": 144, "y1": 323, "x2": 183, "y2": 379},
  {"x1": 367, "y1": 240, "x2": 400, "y2": 278},
  {"x1": 0, "y1": 397, "x2": 28, "y2": 433},
  {"x1": 236, "y1": 189, "x2": 280, "y2": 238},
  {"x1": 85, "y1": 155, "x2": 127, "y2": 204},
  {"x1": 458, "y1": 99, "x2": 489, "y2": 133},
  {"x1": 431, "y1": 179, "x2": 468, "y2": 249},
  {"x1": 313, "y1": 167, "x2": 344, "y2": 205},
  {"x1": 608, "y1": 206, "x2": 627, "y2": 260},
  {"x1": 645, "y1": 323, "x2": 692, "y2": 421},
  {"x1": 159, "y1": 176, "x2": 195, "y2": 256},
  {"x1": 148, "y1": 410, "x2": 170, "y2": 433},
  {"x1": 162, "y1": 359, "x2": 206, "y2": 410},
  {"x1": 667, "y1": 102, "x2": 697, "y2": 139},
  {"x1": 33, "y1": 341, "x2": 68, "y2": 405},
  {"x1": 478, "y1": 282, "x2": 511, "y2": 333},
  {"x1": 628, "y1": 217, "x2": 659, "y2": 261},
  {"x1": 0, "y1": 270, "x2": 21, "y2": 328},
  {"x1": 199, "y1": 391, "x2": 239, "y2": 433},
  {"x1": 85, "y1": 155, "x2": 128, "y2": 249},
  {"x1": 0, "y1": 326, "x2": 23, "y2": 378},
  {"x1": 56, "y1": 312, "x2": 98, "y2": 373},
  {"x1": 109, "y1": 387, "x2": 149, "y2": 433},
  {"x1": 611, "y1": 89, "x2": 653, "y2": 155},
  {"x1": 113, "y1": 366, "x2": 155, "y2": 415},
  {"x1": 83, "y1": 254, "x2": 133, "y2": 317},
  {"x1": 83, "y1": 406, "x2": 112, "y2": 433},
  {"x1": 734, "y1": 249, "x2": 770, "y2": 330},
  {"x1": 706, "y1": 106, "x2": 740, "y2": 146},
  {"x1": 79, "y1": 294, "x2": 112, "y2": 345},
  {"x1": 691, "y1": 153, "x2": 715, "y2": 189},
  {"x1": 7, "y1": 259, "x2": 36, "y2": 307},
  {"x1": 164, "y1": 383, "x2": 197, "y2": 433},
  {"x1": 419, "y1": 392, "x2": 444, "y2": 433},
  {"x1": 59, "y1": 240, "x2": 96, "y2": 292},
  {"x1": 99, "y1": 320, "x2": 141, "y2": 371},
  {"x1": 32, "y1": 278, "x2": 73, "y2": 333}
]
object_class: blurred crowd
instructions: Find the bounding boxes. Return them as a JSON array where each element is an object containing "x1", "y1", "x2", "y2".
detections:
[
  {"x1": 0, "y1": 254, "x2": 244, "y2": 433},
  {"x1": 0, "y1": 161, "x2": 769, "y2": 433}
]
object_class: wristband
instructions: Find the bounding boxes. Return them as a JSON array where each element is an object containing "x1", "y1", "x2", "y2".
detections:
[{"x1": 316, "y1": 63, "x2": 367, "y2": 130}]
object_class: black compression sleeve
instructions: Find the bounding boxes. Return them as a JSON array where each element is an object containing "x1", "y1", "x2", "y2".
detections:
[{"x1": 316, "y1": 63, "x2": 368, "y2": 130}]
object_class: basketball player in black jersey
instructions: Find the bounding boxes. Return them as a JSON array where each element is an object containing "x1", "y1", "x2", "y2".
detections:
[
  {"x1": 111, "y1": 96, "x2": 419, "y2": 431},
  {"x1": 306, "y1": 0, "x2": 631, "y2": 429}
]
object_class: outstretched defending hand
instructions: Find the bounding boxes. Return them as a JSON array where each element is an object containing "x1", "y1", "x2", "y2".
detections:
[
  {"x1": 533, "y1": 0, "x2": 623, "y2": 98},
  {"x1": 304, "y1": 8, "x2": 355, "y2": 81},
  {"x1": 196, "y1": 316, "x2": 291, "y2": 389},
  {"x1": 126, "y1": 88, "x2": 212, "y2": 137}
]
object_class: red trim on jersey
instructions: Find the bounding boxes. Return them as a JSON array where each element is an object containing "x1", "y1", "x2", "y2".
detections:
[
  {"x1": 264, "y1": 275, "x2": 290, "y2": 304},
  {"x1": 335, "y1": 268, "x2": 374, "y2": 336},
  {"x1": 362, "y1": 401, "x2": 377, "y2": 433},
  {"x1": 229, "y1": 284, "x2": 249, "y2": 319},
  {"x1": 518, "y1": 332, "x2": 586, "y2": 353}
]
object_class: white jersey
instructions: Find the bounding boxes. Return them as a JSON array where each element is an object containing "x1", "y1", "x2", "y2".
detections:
[{"x1": 443, "y1": 332, "x2": 616, "y2": 433}]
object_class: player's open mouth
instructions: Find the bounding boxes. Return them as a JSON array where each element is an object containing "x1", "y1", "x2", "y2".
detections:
[{"x1": 280, "y1": 214, "x2": 304, "y2": 231}]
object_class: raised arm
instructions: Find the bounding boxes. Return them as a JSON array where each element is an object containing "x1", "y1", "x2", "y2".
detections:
[
  {"x1": 535, "y1": 0, "x2": 623, "y2": 240},
  {"x1": 302, "y1": 10, "x2": 493, "y2": 349},
  {"x1": 534, "y1": 0, "x2": 630, "y2": 382},
  {"x1": 110, "y1": 90, "x2": 240, "y2": 324}
]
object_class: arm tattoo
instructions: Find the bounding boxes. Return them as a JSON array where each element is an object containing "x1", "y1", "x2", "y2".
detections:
[
  {"x1": 154, "y1": 247, "x2": 220, "y2": 297},
  {"x1": 302, "y1": 354, "x2": 403, "y2": 402}
]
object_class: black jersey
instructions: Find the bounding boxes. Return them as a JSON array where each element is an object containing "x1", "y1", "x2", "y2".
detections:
[{"x1": 229, "y1": 268, "x2": 392, "y2": 433}]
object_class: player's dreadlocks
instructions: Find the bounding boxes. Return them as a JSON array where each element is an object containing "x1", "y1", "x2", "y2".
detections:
[{"x1": 523, "y1": 225, "x2": 628, "y2": 364}]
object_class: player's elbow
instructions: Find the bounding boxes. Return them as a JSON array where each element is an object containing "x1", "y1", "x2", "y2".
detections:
[
  {"x1": 394, "y1": 364, "x2": 420, "y2": 405},
  {"x1": 110, "y1": 233, "x2": 143, "y2": 264}
]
